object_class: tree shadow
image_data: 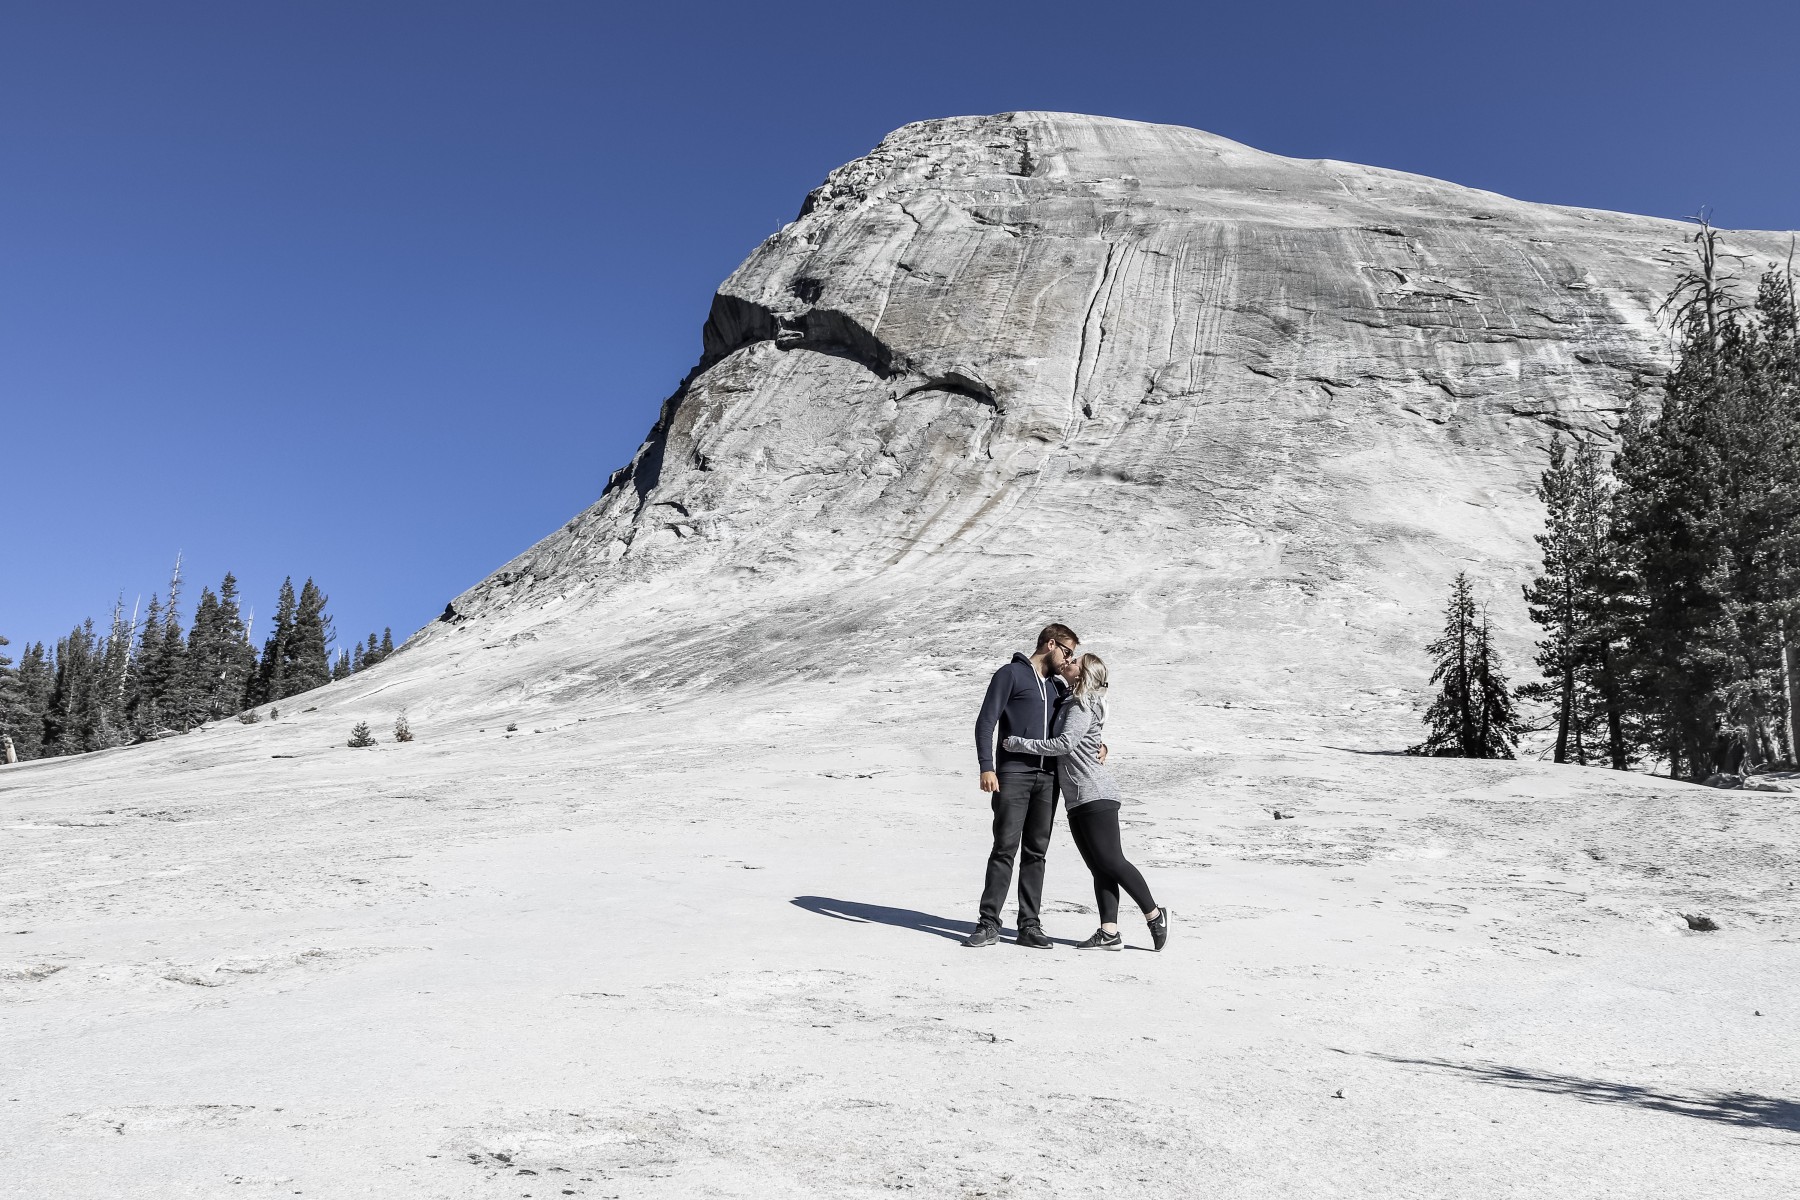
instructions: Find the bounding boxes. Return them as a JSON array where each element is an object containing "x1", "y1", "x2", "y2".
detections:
[
  {"x1": 791, "y1": 896, "x2": 979, "y2": 943},
  {"x1": 1374, "y1": 1054, "x2": 1800, "y2": 1133}
]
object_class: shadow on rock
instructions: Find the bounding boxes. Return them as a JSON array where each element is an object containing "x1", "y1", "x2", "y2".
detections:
[
  {"x1": 791, "y1": 896, "x2": 979, "y2": 943},
  {"x1": 1374, "y1": 1054, "x2": 1800, "y2": 1132}
]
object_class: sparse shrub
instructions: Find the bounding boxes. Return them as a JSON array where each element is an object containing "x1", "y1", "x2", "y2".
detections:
[
  {"x1": 347, "y1": 721, "x2": 376, "y2": 748},
  {"x1": 505, "y1": 722, "x2": 518, "y2": 732},
  {"x1": 238, "y1": 710, "x2": 260, "y2": 725},
  {"x1": 394, "y1": 709, "x2": 413, "y2": 743},
  {"x1": 269, "y1": 707, "x2": 280, "y2": 721}
]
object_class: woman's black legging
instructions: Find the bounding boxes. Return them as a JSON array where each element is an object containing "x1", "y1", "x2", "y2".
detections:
[{"x1": 1067, "y1": 801, "x2": 1156, "y2": 925}]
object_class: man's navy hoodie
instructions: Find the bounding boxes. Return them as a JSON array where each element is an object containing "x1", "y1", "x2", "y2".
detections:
[{"x1": 975, "y1": 652, "x2": 1067, "y2": 774}]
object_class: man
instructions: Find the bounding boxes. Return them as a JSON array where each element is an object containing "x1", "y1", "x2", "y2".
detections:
[{"x1": 965, "y1": 623, "x2": 1080, "y2": 948}]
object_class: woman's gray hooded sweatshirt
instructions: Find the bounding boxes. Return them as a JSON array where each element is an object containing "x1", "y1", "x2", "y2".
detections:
[{"x1": 1003, "y1": 697, "x2": 1118, "y2": 811}]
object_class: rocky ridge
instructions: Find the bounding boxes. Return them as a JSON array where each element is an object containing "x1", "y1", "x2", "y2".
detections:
[{"x1": 413, "y1": 112, "x2": 1792, "y2": 740}]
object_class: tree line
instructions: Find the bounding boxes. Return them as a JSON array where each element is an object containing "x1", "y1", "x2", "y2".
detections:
[
  {"x1": 0, "y1": 563, "x2": 395, "y2": 762},
  {"x1": 1416, "y1": 223, "x2": 1800, "y2": 778}
]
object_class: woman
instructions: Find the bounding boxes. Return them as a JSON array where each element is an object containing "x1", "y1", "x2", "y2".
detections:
[{"x1": 1003, "y1": 653, "x2": 1169, "y2": 952}]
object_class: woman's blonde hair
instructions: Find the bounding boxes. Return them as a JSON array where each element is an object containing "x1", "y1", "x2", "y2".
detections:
[{"x1": 1073, "y1": 653, "x2": 1109, "y2": 714}]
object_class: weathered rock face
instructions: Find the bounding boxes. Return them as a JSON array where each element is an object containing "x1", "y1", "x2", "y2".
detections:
[{"x1": 425, "y1": 113, "x2": 1794, "y2": 740}]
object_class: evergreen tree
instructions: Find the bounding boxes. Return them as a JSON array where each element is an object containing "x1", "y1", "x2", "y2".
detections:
[
  {"x1": 286, "y1": 578, "x2": 334, "y2": 695},
  {"x1": 96, "y1": 598, "x2": 133, "y2": 743},
  {"x1": 253, "y1": 578, "x2": 298, "y2": 704},
  {"x1": 1605, "y1": 228, "x2": 1800, "y2": 775},
  {"x1": 184, "y1": 575, "x2": 258, "y2": 720},
  {"x1": 130, "y1": 594, "x2": 168, "y2": 736},
  {"x1": 0, "y1": 634, "x2": 17, "y2": 760},
  {"x1": 12, "y1": 643, "x2": 52, "y2": 760},
  {"x1": 47, "y1": 621, "x2": 107, "y2": 754},
  {"x1": 212, "y1": 573, "x2": 257, "y2": 715},
  {"x1": 1413, "y1": 573, "x2": 1479, "y2": 756},
  {"x1": 1521, "y1": 437, "x2": 1629, "y2": 766},
  {"x1": 332, "y1": 650, "x2": 353, "y2": 681},
  {"x1": 184, "y1": 586, "x2": 221, "y2": 720},
  {"x1": 379, "y1": 627, "x2": 394, "y2": 659},
  {"x1": 351, "y1": 642, "x2": 365, "y2": 673},
  {"x1": 1611, "y1": 227, "x2": 1743, "y2": 778},
  {"x1": 1754, "y1": 270, "x2": 1800, "y2": 760},
  {"x1": 364, "y1": 632, "x2": 381, "y2": 667},
  {"x1": 1412, "y1": 575, "x2": 1523, "y2": 758},
  {"x1": 1472, "y1": 609, "x2": 1521, "y2": 759}
]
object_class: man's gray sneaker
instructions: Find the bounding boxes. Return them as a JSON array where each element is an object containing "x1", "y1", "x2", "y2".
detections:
[
  {"x1": 1075, "y1": 927, "x2": 1122, "y2": 951},
  {"x1": 962, "y1": 920, "x2": 1000, "y2": 948},
  {"x1": 1015, "y1": 923, "x2": 1053, "y2": 949}
]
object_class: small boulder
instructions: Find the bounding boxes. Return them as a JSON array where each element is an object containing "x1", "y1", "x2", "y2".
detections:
[
  {"x1": 1680, "y1": 913, "x2": 1720, "y2": 932},
  {"x1": 1741, "y1": 776, "x2": 1794, "y2": 793},
  {"x1": 1702, "y1": 773, "x2": 1744, "y2": 789}
]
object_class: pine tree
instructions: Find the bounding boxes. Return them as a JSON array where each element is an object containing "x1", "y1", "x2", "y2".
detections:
[
  {"x1": 364, "y1": 632, "x2": 381, "y2": 667},
  {"x1": 47, "y1": 621, "x2": 106, "y2": 754},
  {"x1": 0, "y1": 634, "x2": 18, "y2": 761},
  {"x1": 95, "y1": 598, "x2": 133, "y2": 744},
  {"x1": 351, "y1": 642, "x2": 365, "y2": 673},
  {"x1": 1611, "y1": 226, "x2": 1744, "y2": 778},
  {"x1": 1604, "y1": 227, "x2": 1800, "y2": 776},
  {"x1": 212, "y1": 573, "x2": 257, "y2": 716},
  {"x1": 254, "y1": 578, "x2": 298, "y2": 704},
  {"x1": 129, "y1": 594, "x2": 168, "y2": 737},
  {"x1": 379, "y1": 627, "x2": 394, "y2": 660},
  {"x1": 1411, "y1": 575, "x2": 1523, "y2": 758},
  {"x1": 332, "y1": 650, "x2": 352, "y2": 681},
  {"x1": 12, "y1": 643, "x2": 52, "y2": 760},
  {"x1": 184, "y1": 586, "x2": 221, "y2": 720},
  {"x1": 1521, "y1": 437, "x2": 1629, "y2": 766},
  {"x1": 1755, "y1": 269, "x2": 1800, "y2": 761},
  {"x1": 1413, "y1": 573, "x2": 1479, "y2": 756},
  {"x1": 157, "y1": 560, "x2": 193, "y2": 732},
  {"x1": 1472, "y1": 609, "x2": 1521, "y2": 759},
  {"x1": 286, "y1": 578, "x2": 334, "y2": 695}
]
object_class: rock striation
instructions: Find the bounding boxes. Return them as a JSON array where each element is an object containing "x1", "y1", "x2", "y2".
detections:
[{"x1": 425, "y1": 113, "x2": 1796, "y2": 738}]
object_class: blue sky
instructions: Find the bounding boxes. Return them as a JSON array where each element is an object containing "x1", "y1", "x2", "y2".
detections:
[{"x1": 5, "y1": 0, "x2": 1797, "y2": 655}]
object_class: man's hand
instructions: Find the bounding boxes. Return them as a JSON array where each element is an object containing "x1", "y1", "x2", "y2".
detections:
[
  {"x1": 1098, "y1": 743, "x2": 1109, "y2": 764},
  {"x1": 980, "y1": 771, "x2": 1000, "y2": 793}
]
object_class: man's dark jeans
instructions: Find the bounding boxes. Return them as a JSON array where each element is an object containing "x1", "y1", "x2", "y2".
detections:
[{"x1": 978, "y1": 766, "x2": 1057, "y2": 929}]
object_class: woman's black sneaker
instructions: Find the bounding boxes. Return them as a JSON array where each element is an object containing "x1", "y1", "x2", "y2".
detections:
[
  {"x1": 1147, "y1": 907, "x2": 1170, "y2": 952},
  {"x1": 961, "y1": 920, "x2": 1000, "y2": 948},
  {"x1": 1075, "y1": 928, "x2": 1122, "y2": 951}
]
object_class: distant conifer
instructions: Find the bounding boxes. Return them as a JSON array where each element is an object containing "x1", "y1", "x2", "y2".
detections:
[
  {"x1": 211, "y1": 573, "x2": 256, "y2": 715},
  {"x1": 1521, "y1": 437, "x2": 1628, "y2": 766},
  {"x1": 253, "y1": 578, "x2": 298, "y2": 704},
  {"x1": 0, "y1": 634, "x2": 18, "y2": 758},
  {"x1": 1412, "y1": 574, "x2": 1522, "y2": 758},
  {"x1": 11, "y1": 642, "x2": 52, "y2": 760},
  {"x1": 1472, "y1": 609, "x2": 1521, "y2": 759},
  {"x1": 284, "y1": 579, "x2": 334, "y2": 696}
]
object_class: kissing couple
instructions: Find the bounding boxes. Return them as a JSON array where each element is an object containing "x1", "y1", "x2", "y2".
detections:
[{"x1": 965, "y1": 623, "x2": 1168, "y2": 952}]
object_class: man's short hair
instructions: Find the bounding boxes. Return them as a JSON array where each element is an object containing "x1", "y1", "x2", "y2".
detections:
[{"x1": 1036, "y1": 623, "x2": 1079, "y2": 649}]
